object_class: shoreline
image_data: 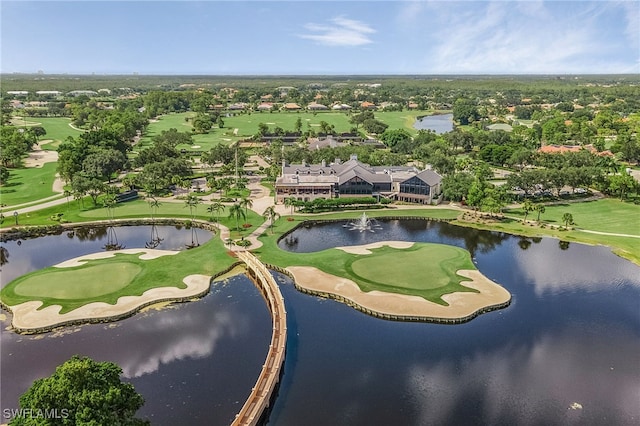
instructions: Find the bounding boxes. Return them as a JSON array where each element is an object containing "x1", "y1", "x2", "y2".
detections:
[
  {"x1": 4, "y1": 274, "x2": 211, "y2": 333},
  {"x1": 2, "y1": 249, "x2": 209, "y2": 333},
  {"x1": 285, "y1": 241, "x2": 511, "y2": 322}
]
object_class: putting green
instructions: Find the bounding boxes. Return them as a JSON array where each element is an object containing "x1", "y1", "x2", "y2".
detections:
[
  {"x1": 347, "y1": 244, "x2": 474, "y2": 291},
  {"x1": 14, "y1": 263, "x2": 141, "y2": 299}
]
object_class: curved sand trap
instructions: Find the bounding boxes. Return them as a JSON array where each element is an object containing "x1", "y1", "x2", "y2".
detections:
[
  {"x1": 6, "y1": 274, "x2": 211, "y2": 332},
  {"x1": 54, "y1": 249, "x2": 179, "y2": 268},
  {"x1": 191, "y1": 145, "x2": 201, "y2": 149},
  {"x1": 335, "y1": 241, "x2": 414, "y2": 255},
  {"x1": 286, "y1": 241, "x2": 511, "y2": 321},
  {"x1": 24, "y1": 142, "x2": 58, "y2": 167},
  {"x1": 287, "y1": 266, "x2": 510, "y2": 320}
]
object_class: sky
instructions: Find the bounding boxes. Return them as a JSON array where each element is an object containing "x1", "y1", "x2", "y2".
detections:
[{"x1": 1, "y1": 0, "x2": 638, "y2": 75}]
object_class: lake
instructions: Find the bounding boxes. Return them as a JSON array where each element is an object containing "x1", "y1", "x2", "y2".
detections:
[
  {"x1": 2, "y1": 221, "x2": 640, "y2": 425},
  {"x1": 413, "y1": 113, "x2": 454, "y2": 134}
]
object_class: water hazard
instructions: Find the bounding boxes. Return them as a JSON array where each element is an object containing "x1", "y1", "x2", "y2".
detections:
[
  {"x1": 413, "y1": 113, "x2": 454, "y2": 134},
  {"x1": 2, "y1": 221, "x2": 640, "y2": 425}
]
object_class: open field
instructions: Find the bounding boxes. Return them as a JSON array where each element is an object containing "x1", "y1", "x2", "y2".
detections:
[
  {"x1": 2, "y1": 198, "x2": 263, "y2": 239},
  {"x1": 0, "y1": 163, "x2": 59, "y2": 207},
  {"x1": 505, "y1": 199, "x2": 640, "y2": 236},
  {"x1": 37, "y1": 117, "x2": 83, "y2": 149},
  {"x1": 0, "y1": 237, "x2": 237, "y2": 314},
  {"x1": 136, "y1": 110, "x2": 435, "y2": 153},
  {"x1": 10, "y1": 117, "x2": 82, "y2": 150}
]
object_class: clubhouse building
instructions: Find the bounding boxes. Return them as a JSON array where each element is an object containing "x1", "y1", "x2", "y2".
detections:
[{"x1": 275, "y1": 155, "x2": 443, "y2": 205}]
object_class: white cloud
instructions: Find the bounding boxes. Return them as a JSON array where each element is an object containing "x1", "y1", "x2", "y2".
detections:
[
  {"x1": 299, "y1": 15, "x2": 375, "y2": 47},
  {"x1": 403, "y1": 1, "x2": 638, "y2": 74}
]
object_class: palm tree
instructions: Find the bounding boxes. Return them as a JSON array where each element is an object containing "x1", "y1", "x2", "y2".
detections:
[
  {"x1": 522, "y1": 200, "x2": 534, "y2": 222},
  {"x1": 64, "y1": 189, "x2": 72, "y2": 211},
  {"x1": 284, "y1": 197, "x2": 296, "y2": 214},
  {"x1": 228, "y1": 203, "x2": 246, "y2": 231},
  {"x1": 263, "y1": 206, "x2": 280, "y2": 234},
  {"x1": 184, "y1": 194, "x2": 200, "y2": 220},
  {"x1": 240, "y1": 197, "x2": 253, "y2": 216},
  {"x1": 562, "y1": 212, "x2": 574, "y2": 229},
  {"x1": 207, "y1": 201, "x2": 224, "y2": 225},
  {"x1": 534, "y1": 204, "x2": 546, "y2": 222},
  {"x1": 148, "y1": 196, "x2": 161, "y2": 221}
]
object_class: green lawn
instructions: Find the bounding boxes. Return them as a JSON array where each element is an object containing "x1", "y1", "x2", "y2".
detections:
[
  {"x1": 0, "y1": 163, "x2": 59, "y2": 208},
  {"x1": 345, "y1": 244, "x2": 477, "y2": 301},
  {"x1": 0, "y1": 237, "x2": 238, "y2": 314},
  {"x1": 2, "y1": 198, "x2": 264, "y2": 239},
  {"x1": 137, "y1": 110, "x2": 437, "y2": 153},
  {"x1": 14, "y1": 263, "x2": 140, "y2": 299},
  {"x1": 505, "y1": 199, "x2": 640, "y2": 235},
  {"x1": 36, "y1": 118, "x2": 83, "y2": 149}
]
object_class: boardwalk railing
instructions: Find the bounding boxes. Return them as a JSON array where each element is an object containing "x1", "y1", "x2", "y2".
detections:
[{"x1": 233, "y1": 251, "x2": 287, "y2": 426}]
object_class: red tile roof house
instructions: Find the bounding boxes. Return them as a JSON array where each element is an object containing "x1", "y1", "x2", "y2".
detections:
[
  {"x1": 538, "y1": 144, "x2": 613, "y2": 157},
  {"x1": 283, "y1": 103, "x2": 302, "y2": 111},
  {"x1": 307, "y1": 102, "x2": 329, "y2": 110}
]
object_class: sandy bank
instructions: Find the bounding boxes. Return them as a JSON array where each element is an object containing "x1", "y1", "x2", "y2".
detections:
[
  {"x1": 335, "y1": 240, "x2": 414, "y2": 254},
  {"x1": 286, "y1": 242, "x2": 511, "y2": 321},
  {"x1": 54, "y1": 248, "x2": 179, "y2": 268},
  {"x1": 6, "y1": 274, "x2": 211, "y2": 332}
]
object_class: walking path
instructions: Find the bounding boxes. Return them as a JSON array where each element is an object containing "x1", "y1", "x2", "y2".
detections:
[{"x1": 232, "y1": 251, "x2": 286, "y2": 426}]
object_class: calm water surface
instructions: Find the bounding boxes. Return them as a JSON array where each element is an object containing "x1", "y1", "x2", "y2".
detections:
[
  {"x1": 0, "y1": 226, "x2": 271, "y2": 425},
  {"x1": 2, "y1": 221, "x2": 640, "y2": 425},
  {"x1": 413, "y1": 113, "x2": 454, "y2": 134},
  {"x1": 271, "y1": 219, "x2": 640, "y2": 425}
]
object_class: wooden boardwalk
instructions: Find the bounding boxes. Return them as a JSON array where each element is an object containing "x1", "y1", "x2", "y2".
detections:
[{"x1": 233, "y1": 251, "x2": 287, "y2": 426}]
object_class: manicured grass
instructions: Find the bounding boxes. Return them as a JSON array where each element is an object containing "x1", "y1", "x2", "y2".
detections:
[
  {"x1": 259, "y1": 238, "x2": 477, "y2": 304},
  {"x1": 0, "y1": 237, "x2": 238, "y2": 314},
  {"x1": 1, "y1": 198, "x2": 264, "y2": 238},
  {"x1": 346, "y1": 244, "x2": 476, "y2": 298},
  {"x1": 453, "y1": 199, "x2": 640, "y2": 265},
  {"x1": 36, "y1": 118, "x2": 83, "y2": 148},
  {"x1": 15, "y1": 263, "x2": 140, "y2": 299},
  {"x1": 0, "y1": 162, "x2": 59, "y2": 208},
  {"x1": 137, "y1": 110, "x2": 437, "y2": 153},
  {"x1": 505, "y1": 199, "x2": 640, "y2": 235}
]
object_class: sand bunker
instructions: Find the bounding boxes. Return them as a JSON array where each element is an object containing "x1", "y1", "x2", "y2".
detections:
[
  {"x1": 286, "y1": 241, "x2": 511, "y2": 321},
  {"x1": 335, "y1": 241, "x2": 414, "y2": 255},
  {"x1": 24, "y1": 141, "x2": 58, "y2": 167},
  {"x1": 6, "y1": 274, "x2": 211, "y2": 332},
  {"x1": 54, "y1": 249, "x2": 179, "y2": 268},
  {"x1": 287, "y1": 266, "x2": 510, "y2": 320}
]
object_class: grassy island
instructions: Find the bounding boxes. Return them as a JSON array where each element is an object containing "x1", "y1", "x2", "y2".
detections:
[{"x1": 0, "y1": 237, "x2": 239, "y2": 332}]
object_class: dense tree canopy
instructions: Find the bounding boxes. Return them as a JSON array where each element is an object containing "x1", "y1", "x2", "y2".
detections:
[{"x1": 11, "y1": 355, "x2": 148, "y2": 426}]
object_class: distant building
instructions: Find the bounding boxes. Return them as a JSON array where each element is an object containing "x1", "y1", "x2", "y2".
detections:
[
  {"x1": 307, "y1": 102, "x2": 329, "y2": 110},
  {"x1": 360, "y1": 101, "x2": 377, "y2": 110},
  {"x1": 256, "y1": 102, "x2": 274, "y2": 111},
  {"x1": 68, "y1": 90, "x2": 98, "y2": 97},
  {"x1": 538, "y1": 144, "x2": 613, "y2": 157},
  {"x1": 283, "y1": 103, "x2": 301, "y2": 111},
  {"x1": 275, "y1": 155, "x2": 442, "y2": 204},
  {"x1": 35, "y1": 91, "x2": 62, "y2": 96},
  {"x1": 332, "y1": 103, "x2": 352, "y2": 110},
  {"x1": 6, "y1": 91, "x2": 28, "y2": 96}
]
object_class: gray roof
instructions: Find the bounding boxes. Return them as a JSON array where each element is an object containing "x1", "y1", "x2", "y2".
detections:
[{"x1": 410, "y1": 170, "x2": 443, "y2": 186}]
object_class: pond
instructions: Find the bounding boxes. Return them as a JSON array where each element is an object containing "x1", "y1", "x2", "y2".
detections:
[
  {"x1": 413, "y1": 113, "x2": 454, "y2": 134},
  {"x1": 270, "y1": 219, "x2": 640, "y2": 425},
  {"x1": 0, "y1": 226, "x2": 271, "y2": 426},
  {"x1": 2, "y1": 221, "x2": 640, "y2": 425}
]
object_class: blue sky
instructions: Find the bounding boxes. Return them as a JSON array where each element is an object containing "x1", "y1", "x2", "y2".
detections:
[{"x1": 1, "y1": 1, "x2": 638, "y2": 75}]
